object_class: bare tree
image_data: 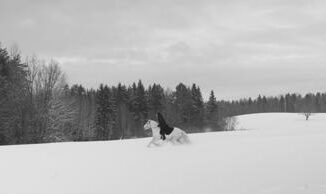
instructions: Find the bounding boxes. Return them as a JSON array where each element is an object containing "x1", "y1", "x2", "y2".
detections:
[
  {"x1": 300, "y1": 112, "x2": 313, "y2": 121},
  {"x1": 299, "y1": 102, "x2": 315, "y2": 121},
  {"x1": 26, "y1": 57, "x2": 78, "y2": 142},
  {"x1": 26, "y1": 55, "x2": 39, "y2": 97}
]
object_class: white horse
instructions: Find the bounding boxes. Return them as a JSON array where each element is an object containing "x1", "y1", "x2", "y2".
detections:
[{"x1": 144, "y1": 120, "x2": 190, "y2": 147}]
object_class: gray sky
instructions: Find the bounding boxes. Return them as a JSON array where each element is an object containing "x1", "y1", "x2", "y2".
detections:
[{"x1": 1, "y1": 0, "x2": 326, "y2": 100}]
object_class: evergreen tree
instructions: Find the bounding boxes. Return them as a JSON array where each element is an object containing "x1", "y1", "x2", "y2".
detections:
[
  {"x1": 128, "y1": 80, "x2": 148, "y2": 137},
  {"x1": 257, "y1": 95, "x2": 263, "y2": 112},
  {"x1": 315, "y1": 93, "x2": 322, "y2": 112},
  {"x1": 175, "y1": 83, "x2": 193, "y2": 128},
  {"x1": 95, "y1": 84, "x2": 114, "y2": 140},
  {"x1": 262, "y1": 96, "x2": 267, "y2": 112},
  {"x1": 279, "y1": 95, "x2": 285, "y2": 112},
  {"x1": 285, "y1": 94, "x2": 291, "y2": 112},
  {"x1": 148, "y1": 83, "x2": 165, "y2": 119},
  {"x1": 206, "y1": 90, "x2": 219, "y2": 130},
  {"x1": 114, "y1": 83, "x2": 129, "y2": 139},
  {"x1": 190, "y1": 84, "x2": 204, "y2": 130},
  {"x1": 107, "y1": 89, "x2": 117, "y2": 139},
  {"x1": 0, "y1": 46, "x2": 28, "y2": 144}
]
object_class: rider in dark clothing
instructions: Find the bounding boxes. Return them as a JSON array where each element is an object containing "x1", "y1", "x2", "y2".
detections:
[{"x1": 157, "y1": 112, "x2": 174, "y2": 140}]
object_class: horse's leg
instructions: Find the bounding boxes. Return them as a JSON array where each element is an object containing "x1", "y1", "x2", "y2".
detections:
[
  {"x1": 147, "y1": 141, "x2": 153, "y2": 147},
  {"x1": 171, "y1": 138, "x2": 178, "y2": 145},
  {"x1": 177, "y1": 131, "x2": 185, "y2": 144},
  {"x1": 171, "y1": 135, "x2": 182, "y2": 145},
  {"x1": 175, "y1": 131, "x2": 189, "y2": 144},
  {"x1": 147, "y1": 139, "x2": 156, "y2": 147},
  {"x1": 177, "y1": 136, "x2": 183, "y2": 144},
  {"x1": 147, "y1": 137, "x2": 160, "y2": 147}
]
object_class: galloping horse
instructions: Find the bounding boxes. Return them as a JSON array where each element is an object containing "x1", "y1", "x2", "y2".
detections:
[{"x1": 144, "y1": 120, "x2": 190, "y2": 147}]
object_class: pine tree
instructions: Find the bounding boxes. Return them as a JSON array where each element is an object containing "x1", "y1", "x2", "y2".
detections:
[
  {"x1": 279, "y1": 95, "x2": 285, "y2": 112},
  {"x1": 114, "y1": 83, "x2": 129, "y2": 139},
  {"x1": 175, "y1": 83, "x2": 193, "y2": 128},
  {"x1": 285, "y1": 94, "x2": 292, "y2": 112},
  {"x1": 262, "y1": 96, "x2": 267, "y2": 112},
  {"x1": 315, "y1": 93, "x2": 322, "y2": 112},
  {"x1": 128, "y1": 80, "x2": 148, "y2": 137},
  {"x1": 107, "y1": 89, "x2": 117, "y2": 140},
  {"x1": 190, "y1": 84, "x2": 204, "y2": 130},
  {"x1": 95, "y1": 84, "x2": 114, "y2": 140},
  {"x1": 136, "y1": 80, "x2": 148, "y2": 136},
  {"x1": 164, "y1": 89, "x2": 178, "y2": 126},
  {"x1": 148, "y1": 83, "x2": 165, "y2": 119},
  {"x1": 0, "y1": 46, "x2": 28, "y2": 144},
  {"x1": 257, "y1": 95, "x2": 263, "y2": 112},
  {"x1": 205, "y1": 90, "x2": 219, "y2": 130}
]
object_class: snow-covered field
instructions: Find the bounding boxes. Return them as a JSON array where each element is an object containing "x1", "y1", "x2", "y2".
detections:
[{"x1": 1, "y1": 113, "x2": 326, "y2": 194}]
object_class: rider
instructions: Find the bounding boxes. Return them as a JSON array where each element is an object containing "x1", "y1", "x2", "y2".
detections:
[{"x1": 157, "y1": 112, "x2": 174, "y2": 140}]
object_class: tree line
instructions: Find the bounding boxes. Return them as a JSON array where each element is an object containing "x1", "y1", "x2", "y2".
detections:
[
  {"x1": 0, "y1": 44, "x2": 221, "y2": 145},
  {"x1": 219, "y1": 93, "x2": 326, "y2": 117},
  {"x1": 62, "y1": 81, "x2": 221, "y2": 141},
  {"x1": 1, "y1": 44, "x2": 326, "y2": 145}
]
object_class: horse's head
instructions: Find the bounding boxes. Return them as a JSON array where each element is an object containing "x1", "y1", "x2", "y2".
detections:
[{"x1": 144, "y1": 120, "x2": 158, "y2": 131}]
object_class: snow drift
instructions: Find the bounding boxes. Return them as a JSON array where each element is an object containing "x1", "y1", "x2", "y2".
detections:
[{"x1": 0, "y1": 113, "x2": 326, "y2": 194}]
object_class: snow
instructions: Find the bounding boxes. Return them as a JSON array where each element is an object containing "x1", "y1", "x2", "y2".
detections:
[{"x1": 1, "y1": 113, "x2": 326, "y2": 194}]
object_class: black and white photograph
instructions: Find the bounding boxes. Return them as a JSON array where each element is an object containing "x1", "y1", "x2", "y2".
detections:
[{"x1": 1, "y1": 0, "x2": 326, "y2": 193}]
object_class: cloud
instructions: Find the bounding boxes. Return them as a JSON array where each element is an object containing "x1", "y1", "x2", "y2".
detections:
[
  {"x1": 19, "y1": 18, "x2": 36, "y2": 28},
  {"x1": 1, "y1": 0, "x2": 326, "y2": 99}
]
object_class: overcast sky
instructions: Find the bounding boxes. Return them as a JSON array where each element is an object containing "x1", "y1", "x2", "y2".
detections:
[{"x1": 1, "y1": 0, "x2": 326, "y2": 100}]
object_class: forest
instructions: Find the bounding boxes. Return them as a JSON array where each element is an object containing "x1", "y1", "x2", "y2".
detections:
[{"x1": 1, "y1": 44, "x2": 325, "y2": 145}]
